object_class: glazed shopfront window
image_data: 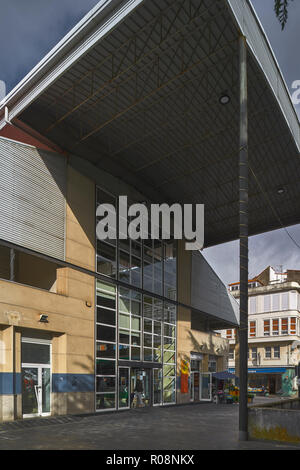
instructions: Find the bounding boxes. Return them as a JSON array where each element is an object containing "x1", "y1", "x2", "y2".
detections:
[
  {"x1": 96, "y1": 186, "x2": 177, "y2": 410},
  {"x1": 118, "y1": 288, "x2": 142, "y2": 361},
  {"x1": 96, "y1": 281, "x2": 117, "y2": 410},
  {"x1": 96, "y1": 188, "x2": 117, "y2": 278}
]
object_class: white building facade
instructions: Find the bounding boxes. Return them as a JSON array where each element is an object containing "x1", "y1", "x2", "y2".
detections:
[{"x1": 222, "y1": 267, "x2": 300, "y2": 395}]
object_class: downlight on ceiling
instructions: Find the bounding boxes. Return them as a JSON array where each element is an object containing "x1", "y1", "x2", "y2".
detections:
[
  {"x1": 219, "y1": 93, "x2": 231, "y2": 105},
  {"x1": 277, "y1": 187, "x2": 286, "y2": 195}
]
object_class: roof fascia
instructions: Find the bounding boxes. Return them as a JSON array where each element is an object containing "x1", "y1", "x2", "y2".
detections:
[
  {"x1": 0, "y1": 0, "x2": 144, "y2": 129},
  {"x1": 227, "y1": 0, "x2": 300, "y2": 152}
]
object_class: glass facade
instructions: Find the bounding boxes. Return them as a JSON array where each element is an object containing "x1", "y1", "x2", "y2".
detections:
[
  {"x1": 96, "y1": 281, "x2": 117, "y2": 410},
  {"x1": 95, "y1": 187, "x2": 177, "y2": 411}
]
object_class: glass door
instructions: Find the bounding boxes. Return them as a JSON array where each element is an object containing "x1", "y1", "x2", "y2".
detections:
[
  {"x1": 130, "y1": 368, "x2": 151, "y2": 407},
  {"x1": 118, "y1": 367, "x2": 130, "y2": 409},
  {"x1": 200, "y1": 373, "x2": 212, "y2": 401},
  {"x1": 153, "y1": 368, "x2": 162, "y2": 406},
  {"x1": 21, "y1": 339, "x2": 51, "y2": 418},
  {"x1": 190, "y1": 372, "x2": 194, "y2": 402},
  {"x1": 22, "y1": 366, "x2": 51, "y2": 417},
  {"x1": 22, "y1": 367, "x2": 39, "y2": 416}
]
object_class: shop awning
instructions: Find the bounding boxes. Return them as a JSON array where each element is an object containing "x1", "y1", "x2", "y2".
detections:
[
  {"x1": 229, "y1": 368, "x2": 288, "y2": 374},
  {"x1": 213, "y1": 371, "x2": 236, "y2": 380}
]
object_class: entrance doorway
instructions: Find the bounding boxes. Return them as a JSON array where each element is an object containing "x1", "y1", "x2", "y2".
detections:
[
  {"x1": 190, "y1": 354, "x2": 202, "y2": 402},
  {"x1": 130, "y1": 368, "x2": 151, "y2": 407},
  {"x1": 153, "y1": 368, "x2": 163, "y2": 406},
  {"x1": 21, "y1": 339, "x2": 51, "y2": 418},
  {"x1": 118, "y1": 366, "x2": 163, "y2": 409},
  {"x1": 190, "y1": 372, "x2": 200, "y2": 402},
  {"x1": 200, "y1": 373, "x2": 212, "y2": 401}
]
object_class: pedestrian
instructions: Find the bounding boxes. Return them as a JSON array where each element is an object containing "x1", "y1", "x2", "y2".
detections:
[{"x1": 135, "y1": 377, "x2": 144, "y2": 407}]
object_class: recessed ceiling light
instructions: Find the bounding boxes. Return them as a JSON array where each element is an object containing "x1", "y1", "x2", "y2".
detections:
[
  {"x1": 219, "y1": 94, "x2": 231, "y2": 105},
  {"x1": 277, "y1": 187, "x2": 286, "y2": 195}
]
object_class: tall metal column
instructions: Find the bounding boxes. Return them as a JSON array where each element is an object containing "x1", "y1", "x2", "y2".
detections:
[{"x1": 238, "y1": 35, "x2": 249, "y2": 442}]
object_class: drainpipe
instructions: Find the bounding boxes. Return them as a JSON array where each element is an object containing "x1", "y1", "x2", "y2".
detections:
[{"x1": 238, "y1": 35, "x2": 248, "y2": 442}]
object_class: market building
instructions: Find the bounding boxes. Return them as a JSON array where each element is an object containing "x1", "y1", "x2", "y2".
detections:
[
  {"x1": 0, "y1": 132, "x2": 238, "y2": 421},
  {"x1": 0, "y1": 0, "x2": 299, "y2": 434},
  {"x1": 223, "y1": 267, "x2": 300, "y2": 395}
]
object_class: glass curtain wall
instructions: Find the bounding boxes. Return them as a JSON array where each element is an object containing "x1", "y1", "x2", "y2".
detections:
[
  {"x1": 96, "y1": 281, "x2": 117, "y2": 410},
  {"x1": 96, "y1": 188, "x2": 177, "y2": 410}
]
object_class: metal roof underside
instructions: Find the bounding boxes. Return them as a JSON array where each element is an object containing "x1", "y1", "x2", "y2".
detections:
[{"x1": 2, "y1": 0, "x2": 300, "y2": 247}]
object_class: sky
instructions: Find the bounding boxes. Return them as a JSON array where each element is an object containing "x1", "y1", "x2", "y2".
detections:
[{"x1": 0, "y1": 0, "x2": 299, "y2": 286}]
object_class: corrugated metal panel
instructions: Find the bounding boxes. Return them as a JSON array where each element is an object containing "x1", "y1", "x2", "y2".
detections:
[
  {"x1": 191, "y1": 251, "x2": 239, "y2": 325},
  {"x1": 0, "y1": 137, "x2": 66, "y2": 260}
]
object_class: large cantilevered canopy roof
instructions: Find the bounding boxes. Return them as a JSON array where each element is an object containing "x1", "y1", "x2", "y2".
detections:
[{"x1": 0, "y1": 0, "x2": 299, "y2": 247}]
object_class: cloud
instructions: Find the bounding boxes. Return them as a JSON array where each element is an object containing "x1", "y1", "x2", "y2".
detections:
[
  {"x1": 203, "y1": 225, "x2": 300, "y2": 286},
  {"x1": 0, "y1": 0, "x2": 100, "y2": 93}
]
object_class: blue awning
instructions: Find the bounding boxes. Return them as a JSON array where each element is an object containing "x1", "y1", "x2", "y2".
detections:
[
  {"x1": 229, "y1": 368, "x2": 288, "y2": 374},
  {"x1": 212, "y1": 371, "x2": 236, "y2": 380}
]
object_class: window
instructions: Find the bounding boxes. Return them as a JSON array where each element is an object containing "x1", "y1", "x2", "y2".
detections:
[
  {"x1": 252, "y1": 347, "x2": 257, "y2": 360},
  {"x1": 281, "y1": 318, "x2": 288, "y2": 335},
  {"x1": 249, "y1": 321, "x2": 256, "y2": 338},
  {"x1": 264, "y1": 295, "x2": 271, "y2": 312},
  {"x1": 290, "y1": 317, "x2": 297, "y2": 335},
  {"x1": 96, "y1": 281, "x2": 117, "y2": 410},
  {"x1": 96, "y1": 189, "x2": 117, "y2": 278},
  {"x1": 163, "y1": 241, "x2": 177, "y2": 301},
  {"x1": 272, "y1": 319, "x2": 279, "y2": 336},
  {"x1": 119, "y1": 288, "x2": 142, "y2": 361},
  {"x1": 265, "y1": 347, "x2": 271, "y2": 359},
  {"x1": 229, "y1": 349, "x2": 234, "y2": 360},
  {"x1": 281, "y1": 293, "x2": 289, "y2": 311},
  {"x1": 272, "y1": 294, "x2": 280, "y2": 312},
  {"x1": 163, "y1": 302, "x2": 176, "y2": 404},
  {"x1": 274, "y1": 346, "x2": 280, "y2": 359},
  {"x1": 249, "y1": 297, "x2": 256, "y2": 314},
  {"x1": 290, "y1": 318, "x2": 297, "y2": 335},
  {"x1": 143, "y1": 240, "x2": 163, "y2": 295},
  {"x1": 208, "y1": 355, "x2": 217, "y2": 373},
  {"x1": 226, "y1": 330, "x2": 232, "y2": 339},
  {"x1": 119, "y1": 239, "x2": 142, "y2": 288},
  {"x1": 264, "y1": 320, "x2": 270, "y2": 336}
]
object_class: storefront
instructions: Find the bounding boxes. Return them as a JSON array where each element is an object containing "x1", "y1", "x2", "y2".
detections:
[
  {"x1": 229, "y1": 367, "x2": 296, "y2": 395},
  {"x1": 95, "y1": 278, "x2": 177, "y2": 411}
]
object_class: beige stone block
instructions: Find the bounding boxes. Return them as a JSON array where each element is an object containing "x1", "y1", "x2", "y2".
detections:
[
  {"x1": 65, "y1": 217, "x2": 95, "y2": 250},
  {"x1": 0, "y1": 326, "x2": 13, "y2": 373},
  {"x1": 65, "y1": 239, "x2": 95, "y2": 271},
  {"x1": 0, "y1": 395, "x2": 14, "y2": 422},
  {"x1": 51, "y1": 392, "x2": 94, "y2": 416},
  {"x1": 66, "y1": 351, "x2": 94, "y2": 375}
]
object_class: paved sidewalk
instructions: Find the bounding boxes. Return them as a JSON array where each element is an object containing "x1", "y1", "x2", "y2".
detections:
[{"x1": 0, "y1": 402, "x2": 299, "y2": 450}]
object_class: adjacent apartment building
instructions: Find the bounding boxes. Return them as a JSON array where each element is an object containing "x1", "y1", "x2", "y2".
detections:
[{"x1": 222, "y1": 267, "x2": 300, "y2": 395}]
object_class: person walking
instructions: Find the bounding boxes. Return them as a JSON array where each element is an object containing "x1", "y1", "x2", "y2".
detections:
[{"x1": 135, "y1": 377, "x2": 144, "y2": 407}]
